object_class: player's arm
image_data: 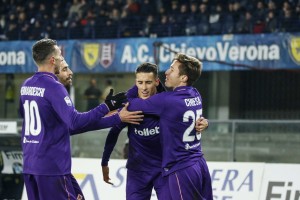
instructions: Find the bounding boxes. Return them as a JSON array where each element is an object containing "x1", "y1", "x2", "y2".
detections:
[
  {"x1": 127, "y1": 93, "x2": 165, "y2": 116},
  {"x1": 104, "y1": 89, "x2": 144, "y2": 124},
  {"x1": 70, "y1": 114, "x2": 121, "y2": 135},
  {"x1": 101, "y1": 123, "x2": 127, "y2": 185},
  {"x1": 126, "y1": 85, "x2": 138, "y2": 99},
  {"x1": 70, "y1": 104, "x2": 143, "y2": 135},
  {"x1": 50, "y1": 85, "x2": 131, "y2": 131}
]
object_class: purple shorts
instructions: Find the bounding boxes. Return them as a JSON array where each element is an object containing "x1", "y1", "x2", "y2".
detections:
[
  {"x1": 126, "y1": 168, "x2": 166, "y2": 200},
  {"x1": 23, "y1": 173, "x2": 84, "y2": 200},
  {"x1": 162, "y1": 157, "x2": 213, "y2": 200}
]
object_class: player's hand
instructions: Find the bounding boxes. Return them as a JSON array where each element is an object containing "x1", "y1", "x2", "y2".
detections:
[
  {"x1": 105, "y1": 110, "x2": 118, "y2": 117},
  {"x1": 102, "y1": 166, "x2": 114, "y2": 185},
  {"x1": 195, "y1": 117, "x2": 209, "y2": 133},
  {"x1": 119, "y1": 103, "x2": 143, "y2": 125},
  {"x1": 105, "y1": 89, "x2": 128, "y2": 111}
]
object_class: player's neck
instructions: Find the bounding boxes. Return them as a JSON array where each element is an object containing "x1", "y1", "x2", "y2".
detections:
[
  {"x1": 173, "y1": 83, "x2": 187, "y2": 90},
  {"x1": 38, "y1": 65, "x2": 55, "y2": 74}
]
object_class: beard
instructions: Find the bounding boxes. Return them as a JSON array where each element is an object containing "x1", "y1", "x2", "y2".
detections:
[
  {"x1": 54, "y1": 67, "x2": 60, "y2": 74},
  {"x1": 65, "y1": 84, "x2": 71, "y2": 93}
]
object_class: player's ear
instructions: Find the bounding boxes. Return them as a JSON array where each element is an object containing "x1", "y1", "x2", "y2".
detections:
[
  {"x1": 50, "y1": 56, "x2": 55, "y2": 65},
  {"x1": 155, "y1": 78, "x2": 159, "y2": 86},
  {"x1": 181, "y1": 75, "x2": 188, "y2": 83}
]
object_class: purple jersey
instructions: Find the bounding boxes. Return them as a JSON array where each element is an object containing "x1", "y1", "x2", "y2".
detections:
[
  {"x1": 19, "y1": 72, "x2": 121, "y2": 175},
  {"x1": 128, "y1": 86, "x2": 203, "y2": 176},
  {"x1": 102, "y1": 86, "x2": 162, "y2": 171},
  {"x1": 102, "y1": 115, "x2": 162, "y2": 171},
  {"x1": 126, "y1": 114, "x2": 162, "y2": 171}
]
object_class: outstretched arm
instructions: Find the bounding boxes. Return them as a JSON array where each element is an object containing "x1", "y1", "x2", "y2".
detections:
[
  {"x1": 70, "y1": 103, "x2": 143, "y2": 135},
  {"x1": 70, "y1": 113, "x2": 121, "y2": 135}
]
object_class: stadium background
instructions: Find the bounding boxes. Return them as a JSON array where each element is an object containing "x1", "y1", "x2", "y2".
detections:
[{"x1": 0, "y1": 0, "x2": 300, "y2": 199}]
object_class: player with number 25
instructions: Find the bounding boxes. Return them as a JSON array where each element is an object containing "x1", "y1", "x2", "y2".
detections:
[{"x1": 128, "y1": 53, "x2": 213, "y2": 200}]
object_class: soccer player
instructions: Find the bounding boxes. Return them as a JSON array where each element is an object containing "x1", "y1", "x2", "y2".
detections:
[
  {"x1": 127, "y1": 54, "x2": 213, "y2": 199},
  {"x1": 19, "y1": 38, "x2": 142, "y2": 200},
  {"x1": 56, "y1": 59, "x2": 73, "y2": 91},
  {"x1": 101, "y1": 62, "x2": 209, "y2": 199}
]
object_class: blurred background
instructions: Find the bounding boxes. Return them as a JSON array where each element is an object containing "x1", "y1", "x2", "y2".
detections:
[{"x1": 0, "y1": 0, "x2": 300, "y2": 199}]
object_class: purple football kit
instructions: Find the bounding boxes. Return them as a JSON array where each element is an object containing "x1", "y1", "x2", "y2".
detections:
[
  {"x1": 102, "y1": 86, "x2": 164, "y2": 199},
  {"x1": 19, "y1": 72, "x2": 122, "y2": 200},
  {"x1": 128, "y1": 86, "x2": 213, "y2": 200}
]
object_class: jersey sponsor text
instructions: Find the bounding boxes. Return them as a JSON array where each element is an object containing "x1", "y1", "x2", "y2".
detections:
[{"x1": 134, "y1": 126, "x2": 159, "y2": 136}]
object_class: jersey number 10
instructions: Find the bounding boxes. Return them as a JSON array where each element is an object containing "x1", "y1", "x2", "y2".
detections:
[{"x1": 23, "y1": 100, "x2": 41, "y2": 136}]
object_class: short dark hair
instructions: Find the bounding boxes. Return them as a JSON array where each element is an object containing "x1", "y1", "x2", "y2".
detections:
[
  {"x1": 135, "y1": 62, "x2": 158, "y2": 78},
  {"x1": 173, "y1": 53, "x2": 202, "y2": 86},
  {"x1": 32, "y1": 38, "x2": 57, "y2": 65}
]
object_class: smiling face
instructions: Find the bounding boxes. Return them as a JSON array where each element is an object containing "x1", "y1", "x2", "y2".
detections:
[
  {"x1": 164, "y1": 60, "x2": 186, "y2": 89},
  {"x1": 57, "y1": 60, "x2": 73, "y2": 87},
  {"x1": 136, "y1": 72, "x2": 159, "y2": 99}
]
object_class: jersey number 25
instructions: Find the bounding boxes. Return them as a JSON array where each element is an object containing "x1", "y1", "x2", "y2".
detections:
[{"x1": 183, "y1": 109, "x2": 202, "y2": 142}]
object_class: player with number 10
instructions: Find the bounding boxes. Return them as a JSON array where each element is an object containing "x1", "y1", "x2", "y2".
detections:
[{"x1": 19, "y1": 38, "x2": 142, "y2": 200}]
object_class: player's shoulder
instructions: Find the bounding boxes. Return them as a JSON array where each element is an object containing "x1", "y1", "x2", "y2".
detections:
[
  {"x1": 153, "y1": 90, "x2": 173, "y2": 100},
  {"x1": 34, "y1": 73, "x2": 66, "y2": 96},
  {"x1": 39, "y1": 73, "x2": 64, "y2": 87}
]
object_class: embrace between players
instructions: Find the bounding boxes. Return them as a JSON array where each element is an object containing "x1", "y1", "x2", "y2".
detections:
[{"x1": 20, "y1": 38, "x2": 212, "y2": 200}]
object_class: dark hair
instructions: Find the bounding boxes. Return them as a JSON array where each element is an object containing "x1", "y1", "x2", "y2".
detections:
[
  {"x1": 173, "y1": 53, "x2": 202, "y2": 86},
  {"x1": 135, "y1": 62, "x2": 158, "y2": 78},
  {"x1": 32, "y1": 38, "x2": 57, "y2": 65}
]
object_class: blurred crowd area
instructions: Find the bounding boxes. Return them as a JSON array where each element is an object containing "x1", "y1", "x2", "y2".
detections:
[{"x1": 1, "y1": 0, "x2": 300, "y2": 41}]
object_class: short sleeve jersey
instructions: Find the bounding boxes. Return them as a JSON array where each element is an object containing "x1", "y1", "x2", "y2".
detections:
[{"x1": 128, "y1": 86, "x2": 203, "y2": 176}]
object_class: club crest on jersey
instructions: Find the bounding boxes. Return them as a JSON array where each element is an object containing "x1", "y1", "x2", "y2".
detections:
[
  {"x1": 82, "y1": 43, "x2": 100, "y2": 70},
  {"x1": 64, "y1": 96, "x2": 72, "y2": 106},
  {"x1": 288, "y1": 36, "x2": 300, "y2": 65},
  {"x1": 99, "y1": 43, "x2": 115, "y2": 68}
]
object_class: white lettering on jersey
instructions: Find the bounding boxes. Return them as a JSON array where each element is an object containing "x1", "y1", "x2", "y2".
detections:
[
  {"x1": 21, "y1": 86, "x2": 45, "y2": 97},
  {"x1": 184, "y1": 97, "x2": 201, "y2": 107},
  {"x1": 185, "y1": 142, "x2": 200, "y2": 150},
  {"x1": 23, "y1": 137, "x2": 39, "y2": 144},
  {"x1": 134, "y1": 126, "x2": 159, "y2": 136}
]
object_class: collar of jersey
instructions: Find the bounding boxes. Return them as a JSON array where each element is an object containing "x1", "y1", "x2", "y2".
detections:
[
  {"x1": 36, "y1": 72, "x2": 58, "y2": 81},
  {"x1": 174, "y1": 86, "x2": 190, "y2": 92}
]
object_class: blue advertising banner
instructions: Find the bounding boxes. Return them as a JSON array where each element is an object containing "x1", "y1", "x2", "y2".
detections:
[{"x1": 0, "y1": 33, "x2": 299, "y2": 73}]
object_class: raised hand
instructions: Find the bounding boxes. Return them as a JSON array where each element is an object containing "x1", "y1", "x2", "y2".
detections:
[
  {"x1": 119, "y1": 103, "x2": 144, "y2": 125},
  {"x1": 105, "y1": 89, "x2": 128, "y2": 111}
]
